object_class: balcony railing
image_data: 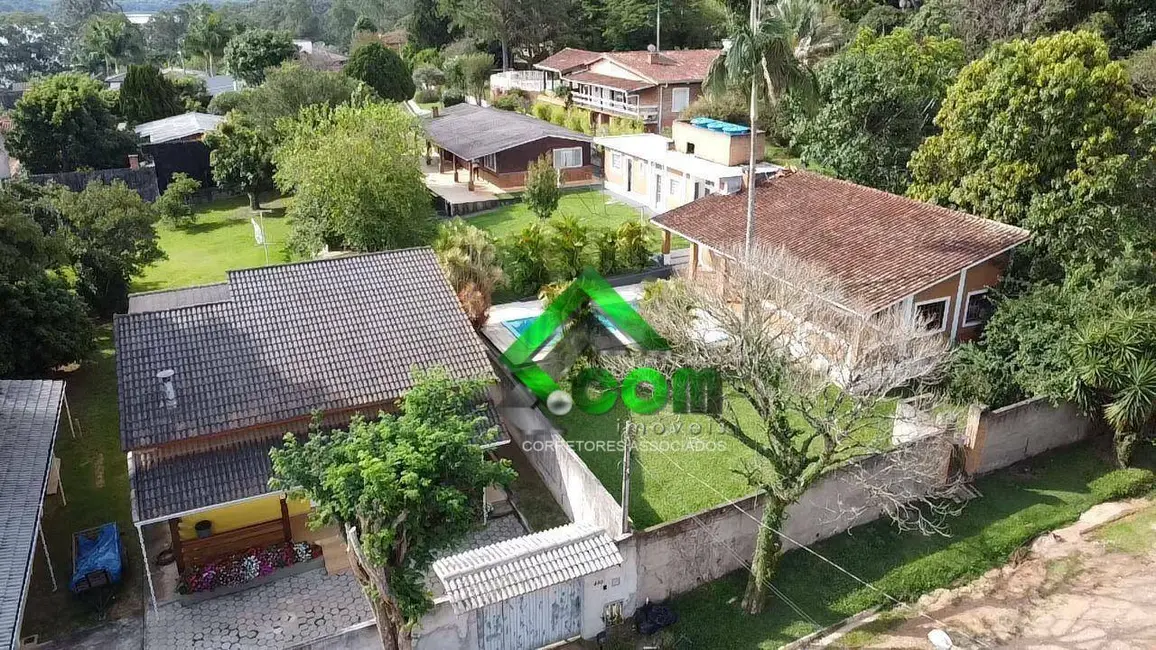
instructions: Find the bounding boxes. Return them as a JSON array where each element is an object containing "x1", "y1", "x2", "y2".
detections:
[
  {"x1": 490, "y1": 70, "x2": 558, "y2": 94},
  {"x1": 570, "y1": 92, "x2": 659, "y2": 122}
]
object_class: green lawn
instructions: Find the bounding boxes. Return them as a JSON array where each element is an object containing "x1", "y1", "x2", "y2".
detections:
[
  {"x1": 23, "y1": 327, "x2": 143, "y2": 641},
  {"x1": 1092, "y1": 502, "x2": 1156, "y2": 554},
  {"x1": 656, "y1": 442, "x2": 1156, "y2": 649},
  {"x1": 466, "y1": 189, "x2": 686, "y2": 252},
  {"x1": 132, "y1": 196, "x2": 292, "y2": 293}
]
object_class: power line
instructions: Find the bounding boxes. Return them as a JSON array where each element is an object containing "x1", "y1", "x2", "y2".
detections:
[{"x1": 648, "y1": 445, "x2": 992, "y2": 649}]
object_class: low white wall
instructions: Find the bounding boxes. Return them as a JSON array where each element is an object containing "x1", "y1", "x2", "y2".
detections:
[
  {"x1": 965, "y1": 397, "x2": 1094, "y2": 474},
  {"x1": 634, "y1": 436, "x2": 952, "y2": 602},
  {"x1": 497, "y1": 385, "x2": 624, "y2": 537},
  {"x1": 415, "y1": 599, "x2": 477, "y2": 650}
]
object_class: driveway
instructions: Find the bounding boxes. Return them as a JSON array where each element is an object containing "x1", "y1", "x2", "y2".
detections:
[{"x1": 841, "y1": 500, "x2": 1156, "y2": 650}]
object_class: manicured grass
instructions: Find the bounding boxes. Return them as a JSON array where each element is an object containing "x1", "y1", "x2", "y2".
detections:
[
  {"x1": 23, "y1": 326, "x2": 143, "y2": 640},
  {"x1": 659, "y1": 442, "x2": 1156, "y2": 649},
  {"x1": 466, "y1": 189, "x2": 686, "y2": 252},
  {"x1": 551, "y1": 399, "x2": 766, "y2": 529},
  {"x1": 132, "y1": 196, "x2": 292, "y2": 293},
  {"x1": 1092, "y1": 503, "x2": 1156, "y2": 554}
]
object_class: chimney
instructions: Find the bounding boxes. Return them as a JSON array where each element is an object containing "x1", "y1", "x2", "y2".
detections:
[
  {"x1": 156, "y1": 369, "x2": 177, "y2": 409},
  {"x1": 128, "y1": 154, "x2": 139, "y2": 170},
  {"x1": 647, "y1": 43, "x2": 658, "y2": 64},
  {"x1": 431, "y1": 106, "x2": 440, "y2": 118}
]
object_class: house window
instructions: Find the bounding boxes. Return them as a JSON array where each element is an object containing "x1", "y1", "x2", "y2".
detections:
[
  {"x1": 686, "y1": 142, "x2": 695, "y2": 155},
  {"x1": 914, "y1": 297, "x2": 950, "y2": 334},
  {"x1": 669, "y1": 177, "x2": 681, "y2": 196},
  {"x1": 671, "y1": 87, "x2": 690, "y2": 112},
  {"x1": 483, "y1": 153, "x2": 498, "y2": 171},
  {"x1": 611, "y1": 152, "x2": 623, "y2": 170},
  {"x1": 963, "y1": 290, "x2": 993, "y2": 327},
  {"x1": 553, "y1": 146, "x2": 583, "y2": 169}
]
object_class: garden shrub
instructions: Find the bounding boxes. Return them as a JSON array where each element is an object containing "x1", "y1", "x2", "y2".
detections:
[
  {"x1": 564, "y1": 108, "x2": 591, "y2": 134},
  {"x1": 441, "y1": 89, "x2": 465, "y2": 106},
  {"x1": 532, "y1": 101, "x2": 553, "y2": 121},
  {"x1": 616, "y1": 221, "x2": 651, "y2": 270},
  {"x1": 548, "y1": 104, "x2": 567, "y2": 126},
  {"x1": 156, "y1": 173, "x2": 203, "y2": 228},
  {"x1": 596, "y1": 229, "x2": 619, "y2": 274},
  {"x1": 491, "y1": 92, "x2": 525, "y2": 111},
  {"x1": 1089, "y1": 468, "x2": 1156, "y2": 501}
]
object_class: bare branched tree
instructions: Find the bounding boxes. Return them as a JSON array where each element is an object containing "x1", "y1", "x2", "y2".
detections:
[{"x1": 614, "y1": 245, "x2": 956, "y2": 614}]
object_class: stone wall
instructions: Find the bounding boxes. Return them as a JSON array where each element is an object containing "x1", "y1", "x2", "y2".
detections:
[{"x1": 964, "y1": 397, "x2": 1094, "y2": 475}]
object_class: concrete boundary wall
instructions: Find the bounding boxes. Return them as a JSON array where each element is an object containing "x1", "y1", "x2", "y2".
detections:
[
  {"x1": 964, "y1": 397, "x2": 1094, "y2": 475},
  {"x1": 633, "y1": 435, "x2": 952, "y2": 603},
  {"x1": 497, "y1": 383, "x2": 624, "y2": 537}
]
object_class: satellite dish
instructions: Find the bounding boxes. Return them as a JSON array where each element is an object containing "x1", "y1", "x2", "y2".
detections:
[
  {"x1": 647, "y1": 44, "x2": 657, "y2": 53},
  {"x1": 928, "y1": 629, "x2": 954, "y2": 650}
]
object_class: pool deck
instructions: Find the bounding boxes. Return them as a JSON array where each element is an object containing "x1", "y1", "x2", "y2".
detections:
[{"x1": 480, "y1": 283, "x2": 646, "y2": 355}]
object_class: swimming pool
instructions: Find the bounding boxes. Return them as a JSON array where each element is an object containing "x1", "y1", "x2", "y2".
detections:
[{"x1": 502, "y1": 302, "x2": 639, "y2": 339}]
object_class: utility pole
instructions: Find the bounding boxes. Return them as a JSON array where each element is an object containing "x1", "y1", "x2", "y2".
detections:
[
  {"x1": 744, "y1": 0, "x2": 760, "y2": 260},
  {"x1": 656, "y1": 0, "x2": 661, "y2": 52},
  {"x1": 620, "y1": 418, "x2": 633, "y2": 535}
]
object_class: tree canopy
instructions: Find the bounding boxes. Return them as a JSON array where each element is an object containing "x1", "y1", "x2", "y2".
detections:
[
  {"x1": 274, "y1": 101, "x2": 435, "y2": 256},
  {"x1": 0, "y1": 13, "x2": 69, "y2": 87},
  {"x1": 909, "y1": 30, "x2": 1156, "y2": 284},
  {"x1": 223, "y1": 28, "x2": 298, "y2": 85},
  {"x1": 343, "y1": 43, "x2": 416, "y2": 102},
  {"x1": 118, "y1": 64, "x2": 184, "y2": 124},
  {"x1": 230, "y1": 63, "x2": 365, "y2": 131},
  {"x1": 269, "y1": 368, "x2": 515, "y2": 650},
  {"x1": 79, "y1": 12, "x2": 143, "y2": 76},
  {"x1": 790, "y1": 28, "x2": 965, "y2": 194},
  {"x1": 205, "y1": 114, "x2": 276, "y2": 211},
  {"x1": 7, "y1": 73, "x2": 139, "y2": 174}
]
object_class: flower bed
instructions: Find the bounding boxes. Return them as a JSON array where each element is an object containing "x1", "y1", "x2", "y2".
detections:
[{"x1": 179, "y1": 541, "x2": 321, "y2": 594}]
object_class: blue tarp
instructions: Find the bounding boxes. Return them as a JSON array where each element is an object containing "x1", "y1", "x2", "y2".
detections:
[{"x1": 70, "y1": 523, "x2": 123, "y2": 593}]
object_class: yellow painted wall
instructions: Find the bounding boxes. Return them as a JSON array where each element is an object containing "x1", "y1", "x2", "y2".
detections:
[{"x1": 177, "y1": 495, "x2": 311, "y2": 541}]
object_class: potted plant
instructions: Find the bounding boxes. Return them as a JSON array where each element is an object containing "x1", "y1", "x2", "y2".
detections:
[{"x1": 194, "y1": 520, "x2": 212, "y2": 538}]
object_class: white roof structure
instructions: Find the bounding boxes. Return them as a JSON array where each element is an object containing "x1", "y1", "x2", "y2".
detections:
[
  {"x1": 162, "y1": 68, "x2": 239, "y2": 96},
  {"x1": 595, "y1": 133, "x2": 777, "y2": 182},
  {"x1": 134, "y1": 112, "x2": 224, "y2": 144},
  {"x1": 433, "y1": 522, "x2": 622, "y2": 613}
]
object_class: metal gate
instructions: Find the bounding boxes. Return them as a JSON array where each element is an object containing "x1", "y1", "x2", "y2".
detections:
[{"x1": 478, "y1": 579, "x2": 582, "y2": 650}]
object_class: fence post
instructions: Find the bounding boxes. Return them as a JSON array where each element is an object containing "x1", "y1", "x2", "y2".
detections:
[{"x1": 963, "y1": 403, "x2": 988, "y2": 475}]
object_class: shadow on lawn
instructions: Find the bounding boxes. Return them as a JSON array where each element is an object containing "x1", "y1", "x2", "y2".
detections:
[{"x1": 663, "y1": 440, "x2": 1151, "y2": 649}]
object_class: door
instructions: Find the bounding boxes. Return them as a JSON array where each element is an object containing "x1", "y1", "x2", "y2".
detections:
[
  {"x1": 478, "y1": 580, "x2": 583, "y2": 650},
  {"x1": 625, "y1": 158, "x2": 633, "y2": 192}
]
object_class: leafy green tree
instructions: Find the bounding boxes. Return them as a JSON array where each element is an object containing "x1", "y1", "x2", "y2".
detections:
[
  {"x1": 80, "y1": 12, "x2": 143, "y2": 76},
  {"x1": 44, "y1": 180, "x2": 164, "y2": 316},
  {"x1": 7, "y1": 73, "x2": 138, "y2": 174},
  {"x1": 269, "y1": 368, "x2": 515, "y2": 650},
  {"x1": 229, "y1": 63, "x2": 365, "y2": 130},
  {"x1": 118, "y1": 64, "x2": 184, "y2": 124},
  {"x1": 439, "y1": 0, "x2": 566, "y2": 69},
  {"x1": 602, "y1": 0, "x2": 727, "y2": 51},
  {"x1": 353, "y1": 15, "x2": 377, "y2": 33},
  {"x1": 183, "y1": 6, "x2": 234, "y2": 75},
  {"x1": 0, "y1": 13, "x2": 69, "y2": 86},
  {"x1": 275, "y1": 101, "x2": 434, "y2": 256},
  {"x1": 223, "y1": 29, "x2": 298, "y2": 85},
  {"x1": 170, "y1": 74, "x2": 213, "y2": 111},
  {"x1": 857, "y1": 4, "x2": 907, "y2": 35},
  {"x1": 523, "y1": 154, "x2": 561, "y2": 221},
  {"x1": 790, "y1": 28, "x2": 965, "y2": 193},
  {"x1": 155, "y1": 173, "x2": 203, "y2": 228},
  {"x1": 442, "y1": 52, "x2": 492, "y2": 99},
  {"x1": 140, "y1": 5, "x2": 194, "y2": 66},
  {"x1": 344, "y1": 43, "x2": 415, "y2": 102},
  {"x1": 412, "y1": 63, "x2": 445, "y2": 89},
  {"x1": 1128, "y1": 44, "x2": 1156, "y2": 97},
  {"x1": 205, "y1": 114, "x2": 275, "y2": 211},
  {"x1": 55, "y1": 0, "x2": 119, "y2": 29},
  {"x1": 502, "y1": 222, "x2": 550, "y2": 296},
  {"x1": 909, "y1": 31, "x2": 1156, "y2": 284},
  {"x1": 408, "y1": 0, "x2": 456, "y2": 50},
  {"x1": 434, "y1": 220, "x2": 505, "y2": 325}
]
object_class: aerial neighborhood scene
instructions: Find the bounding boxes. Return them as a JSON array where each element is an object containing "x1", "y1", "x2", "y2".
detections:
[{"x1": 2, "y1": 0, "x2": 1156, "y2": 648}]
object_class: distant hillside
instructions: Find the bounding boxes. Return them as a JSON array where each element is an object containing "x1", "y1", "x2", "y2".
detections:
[{"x1": 0, "y1": 0, "x2": 229, "y2": 15}]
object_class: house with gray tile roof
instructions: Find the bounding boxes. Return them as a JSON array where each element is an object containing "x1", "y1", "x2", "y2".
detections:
[
  {"x1": 114, "y1": 249, "x2": 509, "y2": 609},
  {"x1": 0, "y1": 380, "x2": 65, "y2": 650}
]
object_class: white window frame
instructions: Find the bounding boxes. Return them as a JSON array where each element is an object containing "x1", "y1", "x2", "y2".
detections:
[
  {"x1": 553, "y1": 146, "x2": 583, "y2": 169},
  {"x1": 610, "y1": 151, "x2": 623, "y2": 170},
  {"x1": 669, "y1": 176, "x2": 681, "y2": 196},
  {"x1": 671, "y1": 87, "x2": 690, "y2": 112},
  {"x1": 962, "y1": 289, "x2": 992, "y2": 327},
  {"x1": 483, "y1": 153, "x2": 498, "y2": 171},
  {"x1": 913, "y1": 297, "x2": 950, "y2": 334}
]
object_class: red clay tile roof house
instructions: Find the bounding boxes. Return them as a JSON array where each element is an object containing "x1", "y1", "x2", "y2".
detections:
[
  {"x1": 534, "y1": 48, "x2": 721, "y2": 133},
  {"x1": 651, "y1": 170, "x2": 1031, "y2": 343},
  {"x1": 114, "y1": 249, "x2": 509, "y2": 607}
]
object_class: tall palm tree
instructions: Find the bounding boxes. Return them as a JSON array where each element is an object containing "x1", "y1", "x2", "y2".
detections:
[
  {"x1": 434, "y1": 220, "x2": 506, "y2": 326},
  {"x1": 183, "y1": 7, "x2": 232, "y2": 76},
  {"x1": 704, "y1": 0, "x2": 842, "y2": 258},
  {"x1": 81, "y1": 13, "x2": 142, "y2": 76}
]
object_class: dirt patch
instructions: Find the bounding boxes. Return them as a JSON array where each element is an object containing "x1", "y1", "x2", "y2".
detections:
[
  {"x1": 842, "y1": 500, "x2": 1156, "y2": 649},
  {"x1": 92, "y1": 451, "x2": 104, "y2": 488}
]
